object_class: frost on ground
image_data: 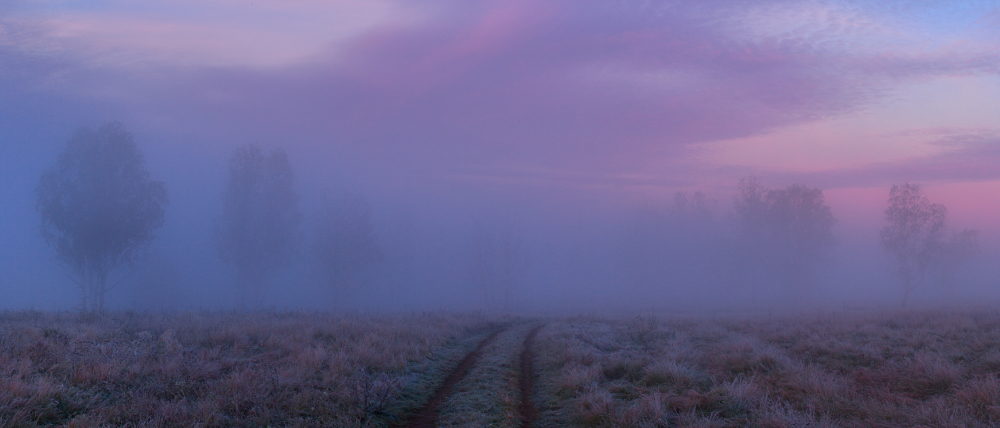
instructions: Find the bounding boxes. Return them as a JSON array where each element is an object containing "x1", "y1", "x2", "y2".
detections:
[
  {"x1": 0, "y1": 311, "x2": 493, "y2": 427},
  {"x1": 436, "y1": 322, "x2": 533, "y2": 428},
  {"x1": 533, "y1": 310, "x2": 1000, "y2": 428},
  {"x1": 5, "y1": 309, "x2": 1000, "y2": 427}
]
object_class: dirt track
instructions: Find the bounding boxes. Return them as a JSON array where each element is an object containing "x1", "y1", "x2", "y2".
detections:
[
  {"x1": 519, "y1": 325, "x2": 543, "y2": 428},
  {"x1": 400, "y1": 328, "x2": 504, "y2": 428}
]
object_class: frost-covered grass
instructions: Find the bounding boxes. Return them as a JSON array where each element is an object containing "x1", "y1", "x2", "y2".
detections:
[
  {"x1": 534, "y1": 309, "x2": 1000, "y2": 428},
  {"x1": 7, "y1": 308, "x2": 1000, "y2": 427},
  {"x1": 437, "y1": 322, "x2": 535, "y2": 428},
  {"x1": 0, "y1": 310, "x2": 494, "y2": 427}
]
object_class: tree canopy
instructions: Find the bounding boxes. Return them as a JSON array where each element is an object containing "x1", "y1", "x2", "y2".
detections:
[
  {"x1": 733, "y1": 177, "x2": 835, "y2": 290},
  {"x1": 216, "y1": 144, "x2": 301, "y2": 302},
  {"x1": 36, "y1": 122, "x2": 168, "y2": 312},
  {"x1": 881, "y1": 183, "x2": 978, "y2": 307}
]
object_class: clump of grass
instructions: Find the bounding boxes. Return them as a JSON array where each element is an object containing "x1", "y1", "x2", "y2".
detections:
[
  {"x1": 702, "y1": 338, "x2": 790, "y2": 379},
  {"x1": 956, "y1": 376, "x2": 1000, "y2": 419},
  {"x1": 556, "y1": 362, "x2": 601, "y2": 398},
  {"x1": 640, "y1": 360, "x2": 701, "y2": 389}
]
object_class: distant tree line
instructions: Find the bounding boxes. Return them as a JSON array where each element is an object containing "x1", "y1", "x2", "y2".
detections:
[
  {"x1": 624, "y1": 177, "x2": 979, "y2": 308},
  {"x1": 35, "y1": 123, "x2": 381, "y2": 312},
  {"x1": 213, "y1": 143, "x2": 382, "y2": 306},
  {"x1": 732, "y1": 177, "x2": 836, "y2": 293},
  {"x1": 622, "y1": 178, "x2": 837, "y2": 304},
  {"x1": 34, "y1": 122, "x2": 982, "y2": 312}
]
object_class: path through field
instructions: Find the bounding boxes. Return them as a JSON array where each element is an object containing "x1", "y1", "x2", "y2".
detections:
[
  {"x1": 401, "y1": 328, "x2": 504, "y2": 428},
  {"x1": 519, "y1": 325, "x2": 543, "y2": 428},
  {"x1": 8, "y1": 311, "x2": 1000, "y2": 426}
]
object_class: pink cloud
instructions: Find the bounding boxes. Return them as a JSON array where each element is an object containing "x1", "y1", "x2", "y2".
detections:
[
  {"x1": 4, "y1": 0, "x2": 999, "y2": 195},
  {"x1": 1, "y1": 1, "x2": 406, "y2": 68},
  {"x1": 777, "y1": 131, "x2": 1000, "y2": 189}
]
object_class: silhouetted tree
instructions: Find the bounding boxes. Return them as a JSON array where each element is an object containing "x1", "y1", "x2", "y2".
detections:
[
  {"x1": 881, "y1": 183, "x2": 978, "y2": 307},
  {"x1": 470, "y1": 216, "x2": 527, "y2": 312},
  {"x1": 734, "y1": 177, "x2": 835, "y2": 290},
  {"x1": 313, "y1": 191, "x2": 381, "y2": 291},
  {"x1": 35, "y1": 122, "x2": 168, "y2": 312},
  {"x1": 216, "y1": 144, "x2": 301, "y2": 303}
]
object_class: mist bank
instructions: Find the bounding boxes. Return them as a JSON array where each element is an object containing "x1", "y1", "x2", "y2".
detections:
[{"x1": 3, "y1": 128, "x2": 997, "y2": 314}]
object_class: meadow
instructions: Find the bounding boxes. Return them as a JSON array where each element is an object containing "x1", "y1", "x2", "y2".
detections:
[
  {"x1": 3, "y1": 308, "x2": 1000, "y2": 427},
  {"x1": 534, "y1": 309, "x2": 1000, "y2": 428},
  {"x1": 0, "y1": 311, "x2": 496, "y2": 427}
]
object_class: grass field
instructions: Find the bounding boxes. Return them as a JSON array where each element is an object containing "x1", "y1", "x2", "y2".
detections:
[
  {"x1": 3, "y1": 309, "x2": 1000, "y2": 427},
  {"x1": 0, "y1": 311, "x2": 496, "y2": 427},
  {"x1": 534, "y1": 310, "x2": 1000, "y2": 428}
]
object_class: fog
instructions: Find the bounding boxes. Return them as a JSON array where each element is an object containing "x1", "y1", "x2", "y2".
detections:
[
  {"x1": 5, "y1": 139, "x2": 998, "y2": 313},
  {"x1": 2, "y1": 0, "x2": 999, "y2": 314}
]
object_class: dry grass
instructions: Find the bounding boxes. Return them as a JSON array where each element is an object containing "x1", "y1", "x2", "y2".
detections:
[
  {"x1": 533, "y1": 309, "x2": 1000, "y2": 428},
  {"x1": 7, "y1": 309, "x2": 1000, "y2": 427},
  {"x1": 0, "y1": 310, "x2": 494, "y2": 427}
]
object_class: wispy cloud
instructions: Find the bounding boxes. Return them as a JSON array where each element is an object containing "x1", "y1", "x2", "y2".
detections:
[
  {"x1": 785, "y1": 130, "x2": 1000, "y2": 188},
  {"x1": 1, "y1": 0, "x2": 410, "y2": 68},
  {"x1": 2, "y1": 0, "x2": 998, "y2": 192}
]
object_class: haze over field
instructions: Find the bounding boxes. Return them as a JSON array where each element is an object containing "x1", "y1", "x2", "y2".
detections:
[{"x1": 1, "y1": 0, "x2": 998, "y2": 312}]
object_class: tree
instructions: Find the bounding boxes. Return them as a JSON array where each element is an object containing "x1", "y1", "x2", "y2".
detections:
[
  {"x1": 35, "y1": 122, "x2": 168, "y2": 312},
  {"x1": 216, "y1": 144, "x2": 301, "y2": 303},
  {"x1": 880, "y1": 183, "x2": 978, "y2": 307},
  {"x1": 313, "y1": 191, "x2": 381, "y2": 291},
  {"x1": 733, "y1": 177, "x2": 835, "y2": 290}
]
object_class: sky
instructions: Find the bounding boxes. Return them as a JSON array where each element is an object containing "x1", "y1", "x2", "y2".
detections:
[{"x1": 1, "y1": 0, "x2": 998, "y2": 311}]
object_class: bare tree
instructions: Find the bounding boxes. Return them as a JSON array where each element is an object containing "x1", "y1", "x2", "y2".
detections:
[
  {"x1": 313, "y1": 191, "x2": 381, "y2": 291},
  {"x1": 733, "y1": 177, "x2": 770, "y2": 240},
  {"x1": 733, "y1": 177, "x2": 835, "y2": 290},
  {"x1": 766, "y1": 183, "x2": 836, "y2": 285},
  {"x1": 470, "y1": 216, "x2": 527, "y2": 312},
  {"x1": 35, "y1": 122, "x2": 168, "y2": 312},
  {"x1": 216, "y1": 144, "x2": 301, "y2": 303},
  {"x1": 880, "y1": 183, "x2": 978, "y2": 307}
]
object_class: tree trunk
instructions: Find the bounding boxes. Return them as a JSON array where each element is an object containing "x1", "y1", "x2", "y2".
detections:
[{"x1": 899, "y1": 265, "x2": 913, "y2": 309}]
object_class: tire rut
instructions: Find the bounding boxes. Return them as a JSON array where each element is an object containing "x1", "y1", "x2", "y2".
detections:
[
  {"x1": 400, "y1": 328, "x2": 505, "y2": 428},
  {"x1": 519, "y1": 324, "x2": 543, "y2": 428}
]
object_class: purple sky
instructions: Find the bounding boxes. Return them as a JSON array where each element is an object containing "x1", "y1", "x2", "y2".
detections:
[
  {"x1": 1, "y1": 0, "x2": 999, "y2": 310},
  {"x1": 2, "y1": 0, "x2": 998, "y2": 225},
  {"x1": 4, "y1": 1, "x2": 998, "y2": 198}
]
